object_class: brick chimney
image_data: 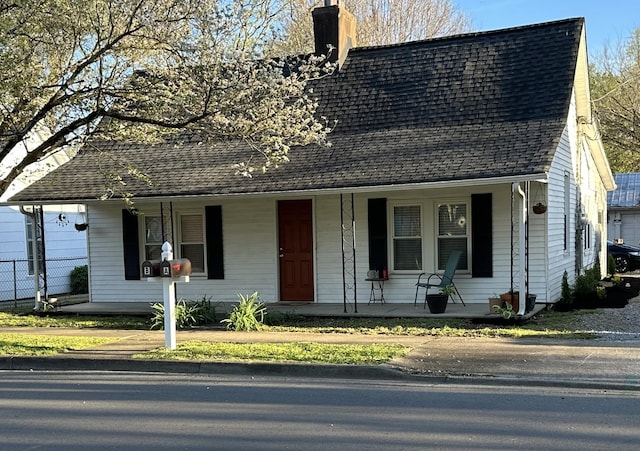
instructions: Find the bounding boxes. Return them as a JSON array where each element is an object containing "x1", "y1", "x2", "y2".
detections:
[{"x1": 312, "y1": 0, "x2": 356, "y2": 68}]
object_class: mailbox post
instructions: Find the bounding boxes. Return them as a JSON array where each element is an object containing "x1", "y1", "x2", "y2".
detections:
[{"x1": 142, "y1": 242, "x2": 191, "y2": 350}]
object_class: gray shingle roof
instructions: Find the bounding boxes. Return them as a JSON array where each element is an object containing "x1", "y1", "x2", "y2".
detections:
[
  {"x1": 10, "y1": 18, "x2": 584, "y2": 203},
  {"x1": 608, "y1": 173, "x2": 640, "y2": 208}
]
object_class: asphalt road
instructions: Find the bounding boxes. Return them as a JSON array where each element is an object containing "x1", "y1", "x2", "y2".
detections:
[{"x1": 1, "y1": 371, "x2": 639, "y2": 450}]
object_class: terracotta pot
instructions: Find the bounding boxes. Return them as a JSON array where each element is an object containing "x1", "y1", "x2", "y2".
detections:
[{"x1": 500, "y1": 292, "x2": 519, "y2": 312}]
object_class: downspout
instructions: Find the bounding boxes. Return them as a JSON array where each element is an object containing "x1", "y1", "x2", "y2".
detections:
[
  {"x1": 19, "y1": 205, "x2": 42, "y2": 310},
  {"x1": 513, "y1": 183, "x2": 527, "y2": 315}
]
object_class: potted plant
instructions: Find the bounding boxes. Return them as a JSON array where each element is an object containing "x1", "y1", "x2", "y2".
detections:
[
  {"x1": 426, "y1": 285, "x2": 454, "y2": 314},
  {"x1": 500, "y1": 291, "x2": 519, "y2": 312},
  {"x1": 492, "y1": 302, "x2": 517, "y2": 319},
  {"x1": 488, "y1": 295, "x2": 503, "y2": 313}
]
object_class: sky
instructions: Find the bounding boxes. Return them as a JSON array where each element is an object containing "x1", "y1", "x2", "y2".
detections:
[{"x1": 454, "y1": 0, "x2": 639, "y2": 54}]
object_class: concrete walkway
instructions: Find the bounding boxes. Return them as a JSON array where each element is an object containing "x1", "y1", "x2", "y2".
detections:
[{"x1": 1, "y1": 326, "x2": 639, "y2": 391}]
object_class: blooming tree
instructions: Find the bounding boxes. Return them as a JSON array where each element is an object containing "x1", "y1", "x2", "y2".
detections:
[{"x1": 0, "y1": 0, "x2": 334, "y2": 198}]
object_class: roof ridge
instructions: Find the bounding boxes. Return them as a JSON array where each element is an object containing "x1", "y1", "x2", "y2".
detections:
[{"x1": 350, "y1": 17, "x2": 585, "y2": 53}]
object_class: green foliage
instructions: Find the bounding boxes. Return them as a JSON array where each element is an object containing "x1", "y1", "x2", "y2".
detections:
[
  {"x1": 150, "y1": 296, "x2": 217, "y2": 330},
  {"x1": 590, "y1": 27, "x2": 640, "y2": 173},
  {"x1": 0, "y1": 333, "x2": 111, "y2": 356},
  {"x1": 69, "y1": 265, "x2": 88, "y2": 294},
  {"x1": 0, "y1": 0, "x2": 335, "y2": 198},
  {"x1": 136, "y1": 341, "x2": 410, "y2": 365},
  {"x1": 221, "y1": 292, "x2": 267, "y2": 331},
  {"x1": 492, "y1": 302, "x2": 516, "y2": 320},
  {"x1": 573, "y1": 265, "x2": 601, "y2": 300},
  {"x1": 556, "y1": 270, "x2": 574, "y2": 309},
  {"x1": 556, "y1": 265, "x2": 604, "y2": 311},
  {"x1": 263, "y1": 310, "x2": 303, "y2": 326},
  {"x1": 608, "y1": 254, "x2": 617, "y2": 276},
  {"x1": 611, "y1": 274, "x2": 623, "y2": 286},
  {"x1": 440, "y1": 284, "x2": 455, "y2": 296},
  {"x1": 0, "y1": 310, "x2": 148, "y2": 329}
]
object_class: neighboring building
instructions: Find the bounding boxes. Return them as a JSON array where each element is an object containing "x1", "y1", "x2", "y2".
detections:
[
  {"x1": 8, "y1": 4, "x2": 614, "y2": 313},
  {"x1": 607, "y1": 173, "x2": 640, "y2": 246},
  {"x1": 0, "y1": 135, "x2": 86, "y2": 303}
]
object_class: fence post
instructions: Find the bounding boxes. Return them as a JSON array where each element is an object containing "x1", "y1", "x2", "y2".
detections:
[{"x1": 12, "y1": 260, "x2": 17, "y2": 308}]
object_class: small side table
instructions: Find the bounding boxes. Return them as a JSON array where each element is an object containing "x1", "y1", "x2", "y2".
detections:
[{"x1": 365, "y1": 277, "x2": 388, "y2": 304}]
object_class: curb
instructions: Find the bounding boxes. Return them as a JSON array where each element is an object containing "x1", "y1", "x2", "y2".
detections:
[{"x1": 2, "y1": 356, "x2": 639, "y2": 392}]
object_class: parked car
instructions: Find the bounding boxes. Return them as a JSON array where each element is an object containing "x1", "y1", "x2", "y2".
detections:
[{"x1": 607, "y1": 240, "x2": 640, "y2": 273}]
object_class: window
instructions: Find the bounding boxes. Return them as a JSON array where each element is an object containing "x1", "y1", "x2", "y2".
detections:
[
  {"x1": 564, "y1": 172, "x2": 570, "y2": 251},
  {"x1": 25, "y1": 214, "x2": 43, "y2": 276},
  {"x1": 179, "y1": 213, "x2": 205, "y2": 273},
  {"x1": 392, "y1": 205, "x2": 422, "y2": 270},
  {"x1": 436, "y1": 202, "x2": 468, "y2": 271},
  {"x1": 143, "y1": 216, "x2": 163, "y2": 261}
]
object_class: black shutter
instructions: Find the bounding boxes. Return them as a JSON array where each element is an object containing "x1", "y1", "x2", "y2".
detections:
[
  {"x1": 205, "y1": 206, "x2": 224, "y2": 279},
  {"x1": 368, "y1": 198, "x2": 388, "y2": 272},
  {"x1": 122, "y1": 209, "x2": 140, "y2": 280},
  {"x1": 471, "y1": 193, "x2": 492, "y2": 277}
]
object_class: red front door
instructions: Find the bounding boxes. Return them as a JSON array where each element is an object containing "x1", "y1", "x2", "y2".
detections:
[{"x1": 278, "y1": 200, "x2": 314, "y2": 302}]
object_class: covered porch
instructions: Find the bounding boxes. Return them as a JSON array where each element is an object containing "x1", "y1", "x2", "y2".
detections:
[{"x1": 55, "y1": 299, "x2": 545, "y2": 320}]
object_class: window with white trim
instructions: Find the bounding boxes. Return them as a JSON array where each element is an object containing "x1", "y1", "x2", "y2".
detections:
[
  {"x1": 179, "y1": 213, "x2": 205, "y2": 273},
  {"x1": 564, "y1": 172, "x2": 570, "y2": 251},
  {"x1": 143, "y1": 216, "x2": 163, "y2": 261},
  {"x1": 436, "y1": 202, "x2": 468, "y2": 271},
  {"x1": 392, "y1": 205, "x2": 422, "y2": 271},
  {"x1": 24, "y1": 215, "x2": 43, "y2": 276}
]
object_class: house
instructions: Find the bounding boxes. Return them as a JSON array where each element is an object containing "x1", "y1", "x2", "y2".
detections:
[
  {"x1": 0, "y1": 135, "x2": 87, "y2": 304},
  {"x1": 607, "y1": 173, "x2": 640, "y2": 246},
  {"x1": 7, "y1": 3, "x2": 614, "y2": 314}
]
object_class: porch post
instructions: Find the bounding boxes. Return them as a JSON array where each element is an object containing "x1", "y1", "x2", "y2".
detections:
[{"x1": 515, "y1": 183, "x2": 527, "y2": 315}]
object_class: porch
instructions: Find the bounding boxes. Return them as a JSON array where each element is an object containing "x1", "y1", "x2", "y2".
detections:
[{"x1": 55, "y1": 299, "x2": 545, "y2": 320}]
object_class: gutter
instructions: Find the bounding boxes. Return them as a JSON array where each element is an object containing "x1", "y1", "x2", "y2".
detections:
[
  {"x1": 513, "y1": 182, "x2": 527, "y2": 316},
  {"x1": 7, "y1": 173, "x2": 551, "y2": 206}
]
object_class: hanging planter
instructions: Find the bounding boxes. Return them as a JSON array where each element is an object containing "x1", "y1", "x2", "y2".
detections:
[
  {"x1": 532, "y1": 182, "x2": 547, "y2": 214},
  {"x1": 532, "y1": 202, "x2": 547, "y2": 214},
  {"x1": 74, "y1": 209, "x2": 88, "y2": 231}
]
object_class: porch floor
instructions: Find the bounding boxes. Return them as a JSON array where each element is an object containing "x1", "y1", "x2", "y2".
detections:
[{"x1": 56, "y1": 299, "x2": 545, "y2": 320}]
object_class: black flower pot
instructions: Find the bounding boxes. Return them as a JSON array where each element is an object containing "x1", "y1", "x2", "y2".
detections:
[{"x1": 426, "y1": 294, "x2": 448, "y2": 314}]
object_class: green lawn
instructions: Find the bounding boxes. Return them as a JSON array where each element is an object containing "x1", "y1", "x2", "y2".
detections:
[
  {"x1": 0, "y1": 307, "x2": 598, "y2": 362},
  {"x1": 135, "y1": 341, "x2": 411, "y2": 365},
  {"x1": 0, "y1": 333, "x2": 113, "y2": 356}
]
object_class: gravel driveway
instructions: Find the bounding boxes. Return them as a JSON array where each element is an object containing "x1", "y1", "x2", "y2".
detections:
[{"x1": 574, "y1": 291, "x2": 640, "y2": 341}]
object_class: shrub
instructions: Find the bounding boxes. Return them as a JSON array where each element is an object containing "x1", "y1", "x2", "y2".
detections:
[
  {"x1": 608, "y1": 254, "x2": 617, "y2": 276},
  {"x1": 221, "y1": 292, "x2": 266, "y2": 331},
  {"x1": 556, "y1": 265, "x2": 604, "y2": 311},
  {"x1": 69, "y1": 265, "x2": 88, "y2": 294},
  {"x1": 573, "y1": 265, "x2": 601, "y2": 300},
  {"x1": 555, "y1": 271, "x2": 574, "y2": 311},
  {"x1": 192, "y1": 295, "x2": 217, "y2": 325},
  {"x1": 150, "y1": 296, "x2": 217, "y2": 330}
]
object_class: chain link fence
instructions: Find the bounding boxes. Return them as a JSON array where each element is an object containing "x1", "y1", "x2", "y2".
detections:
[{"x1": 0, "y1": 256, "x2": 88, "y2": 309}]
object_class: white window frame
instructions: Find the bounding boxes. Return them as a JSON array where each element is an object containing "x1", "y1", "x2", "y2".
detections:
[
  {"x1": 142, "y1": 215, "x2": 164, "y2": 261},
  {"x1": 176, "y1": 210, "x2": 206, "y2": 275},
  {"x1": 24, "y1": 214, "x2": 43, "y2": 276},
  {"x1": 390, "y1": 203, "x2": 423, "y2": 272},
  {"x1": 435, "y1": 200, "x2": 470, "y2": 272}
]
